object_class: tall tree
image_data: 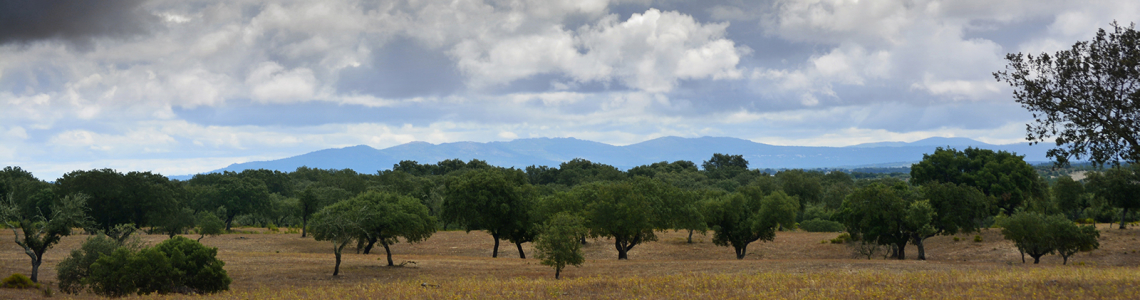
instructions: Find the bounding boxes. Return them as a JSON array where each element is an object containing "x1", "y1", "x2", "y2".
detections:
[
  {"x1": 308, "y1": 203, "x2": 367, "y2": 276},
  {"x1": 704, "y1": 191, "x2": 798, "y2": 259},
  {"x1": 350, "y1": 191, "x2": 436, "y2": 266},
  {"x1": 442, "y1": 168, "x2": 535, "y2": 258},
  {"x1": 702, "y1": 153, "x2": 748, "y2": 180},
  {"x1": 1, "y1": 193, "x2": 90, "y2": 282},
  {"x1": 577, "y1": 177, "x2": 674, "y2": 260},
  {"x1": 994, "y1": 22, "x2": 1140, "y2": 166},
  {"x1": 910, "y1": 147, "x2": 1043, "y2": 215},
  {"x1": 913, "y1": 182, "x2": 989, "y2": 260},
  {"x1": 836, "y1": 182, "x2": 933, "y2": 260}
]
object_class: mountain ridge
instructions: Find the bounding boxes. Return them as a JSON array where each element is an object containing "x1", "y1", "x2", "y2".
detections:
[{"x1": 171, "y1": 136, "x2": 1050, "y2": 180}]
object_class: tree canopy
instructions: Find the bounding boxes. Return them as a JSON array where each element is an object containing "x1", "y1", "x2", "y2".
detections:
[{"x1": 994, "y1": 21, "x2": 1140, "y2": 166}]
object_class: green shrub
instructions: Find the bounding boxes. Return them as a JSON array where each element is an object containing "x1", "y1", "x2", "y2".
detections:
[
  {"x1": 830, "y1": 233, "x2": 851, "y2": 244},
  {"x1": 1, "y1": 273, "x2": 39, "y2": 289},
  {"x1": 57, "y1": 234, "x2": 128, "y2": 294},
  {"x1": 86, "y1": 237, "x2": 230, "y2": 296},
  {"x1": 974, "y1": 235, "x2": 983, "y2": 243},
  {"x1": 953, "y1": 236, "x2": 961, "y2": 242},
  {"x1": 801, "y1": 218, "x2": 845, "y2": 232}
]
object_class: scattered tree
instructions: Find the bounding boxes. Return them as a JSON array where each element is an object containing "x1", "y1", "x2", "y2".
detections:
[
  {"x1": 350, "y1": 191, "x2": 436, "y2": 266},
  {"x1": 442, "y1": 168, "x2": 535, "y2": 258},
  {"x1": 1000, "y1": 212, "x2": 1098, "y2": 264},
  {"x1": 535, "y1": 212, "x2": 587, "y2": 279},
  {"x1": 704, "y1": 191, "x2": 798, "y2": 259},
  {"x1": 1, "y1": 193, "x2": 90, "y2": 282}
]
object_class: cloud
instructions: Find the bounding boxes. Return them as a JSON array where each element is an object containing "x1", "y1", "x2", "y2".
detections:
[
  {"x1": 0, "y1": 0, "x2": 158, "y2": 47},
  {"x1": 448, "y1": 8, "x2": 746, "y2": 92}
]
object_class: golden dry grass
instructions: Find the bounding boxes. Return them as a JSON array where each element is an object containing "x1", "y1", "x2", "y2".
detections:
[{"x1": 2, "y1": 224, "x2": 1140, "y2": 299}]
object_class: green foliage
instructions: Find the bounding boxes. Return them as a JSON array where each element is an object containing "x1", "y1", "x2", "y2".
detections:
[
  {"x1": 801, "y1": 218, "x2": 845, "y2": 232},
  {"x1": 704, "y1": 191, "x2": 799, "y2": 259},
  {"x1": 348, "y1": 191, "x2": 437, "y2": 265},
  {"x1": 196, "y1": 211, "x2": 225, "y2": 242},
  {"x1": 829, "y1": 233, "x2": 851, "y2": 244},
  {"x1": 86, "y1": 237, "x2": 230, "y2": 296},
  {"x1": 1085, "y1": 166, "x2": 1140, "y2": 229},
  {"x1": 1, "y1": 193, "x2": 91, "y2": 282},
  {"x1": 994, "y1": 22, "x2": 1140, "y2": 166},
  {"x1": 836, "y1": 182, "x2": 933, "y2": 260},
  {"x1": 535, "y1": 213, "x2": 587, "y2": 279},
  {"x1": 922, "y1": 182, "x2": 990, "y2": 236},
  {"x1": 999, "y1": 212, "x2": 1099, "y2": 264},
  {"x1": 702, "y1": 153, "x2": 749, "y2": 181},
  {"x1": 910, "y1": 147, "x2": 1044, "y2": 215},
  {"x1": 1, "y1": 273, "x2": 39, "y2": 289},
  {"x1": 1053, "y1": 176, "x2": 1087, "y2": 220},
  {"x1": 153, "y1": 236, "x2": 232, "y2": 293},
  {"x1": 309, "y1": 201, "x2": 366, "y2": 276},
  {"x1": 974, "y1": 235, "x2": 983, "y2": 243},
  {"x1": 57, "y1": 234, "x2": 139, "y2": 294},
  {"x1": 442, "y1": 168, "x2": 534, "y2": 258}
]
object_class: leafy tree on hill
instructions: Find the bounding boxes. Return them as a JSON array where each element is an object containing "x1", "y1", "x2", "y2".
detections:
[
  {"x1": 556, "y1": 158, "x2": 627, "y2": 186},
  {"x1": 910, "y1": 147, "x2": 1044, "y2": 215},
  {"x1": 575, "y1": 177, "x2": 677, "y2": 260},
  {"x1": 350, "y1": 191, "x2": 436, "y2": 266},
  {"x1": 309, "y1": 202, "x2": 368, "y2": 276},
  {"x1": 443, "y1": 168, "x2": 535, "y2": 258},
  {"x1": 704, "y1": 191, "x2": 798, "y2": 259},
  {"x1": 1000, "y1": 212, "x2": 1100, "y2": 264},
  {"x1": 702, "y1": 153, "x2": 748, "y2": 180},
  {"x1": 1, "y1": 193, "x2": 91, "y2": 282},
  {"x1": 535, "y1": 212, "x2": 587, "y2": 279},
  {"x1": 836, "y1": 182, "x2": 933, "y2": 260},
  {"x1": 994, "y1": 22, "x2": 1140, "y2": 167}
]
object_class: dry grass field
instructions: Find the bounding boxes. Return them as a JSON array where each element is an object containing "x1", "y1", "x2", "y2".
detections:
[{"x1": 3, "y1": 224, "x2": 1140, "y2": 299}]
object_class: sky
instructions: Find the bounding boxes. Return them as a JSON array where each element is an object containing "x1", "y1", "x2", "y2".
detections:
[{"x1": 1, "y1": 0, "x2": 1138, "y2": 180}]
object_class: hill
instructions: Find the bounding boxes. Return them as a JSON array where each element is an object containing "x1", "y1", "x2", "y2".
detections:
[{"x1": 173, "y1": 136, "x2": 1050, "y2": 179}]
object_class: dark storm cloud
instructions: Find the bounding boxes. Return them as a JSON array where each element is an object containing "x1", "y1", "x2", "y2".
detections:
[
  {"x1": 336, "y1": 37, "x2": 465, "y2": 98},
  {"x1": 0, "y1": 0, "x2": 157, "y2": 47}
]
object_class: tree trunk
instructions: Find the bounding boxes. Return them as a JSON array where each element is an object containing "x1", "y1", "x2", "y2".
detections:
[
  {"x1": 913, "y1": 234, "x2": 928, "y2": 260},
  {"x1": 894, "y1": 241, "x2": 907, "y2": 260},
  {"x1": 225, "y1": 214, "x2": 235, "y2": 232},
  {"x1": 1062, "y1": 254, "x2": 1070, "y2": 265},
  {"x1": 333, "y1": 242, "x2": 346, "y2": 276},
  {"x1": 491, "y1": 233, "x2": 500, "y2": 258},
  {"x1": 1019, "y1": 249, "x2": 1025, "y2": 263},
  {"x1": 30, "y1": 255, "x2": 42, "y2": 283},
  {"x1": 1032, "y1": 254, "x2": 1042, "y2": 264},
  {"x1": 1120, "y1": 207, "x2": 1129, "y2": 229},
  {"x1": 734, "y1": 244, "x2": 748, "y2": 259},
  {"x1": 301, "y1": 216, "x2": 307, "y2": 238},
  {"x1": 363, "y1": 237, "x2": 377, "y2": 255},
  {"x1": 555, "y1": 267, "x2": 561, "y2": 279},
  {"x1": 580, "y1": 235, "x2": 587, "y2": 245},
  {"x1": 382, "y1": 240, "x2": 394, "y2": 266},
  {"x1": 198, "y1": 234, "x2": 205, "y2": 242},
  {"x1": 615, "y1": 239, "x2": 628, "y2": 260},
  {"x1": 515, "y1": 241, "x2": 526, "y2": 259},
  {"x1": 687, "y1": 229, "x2": 694, "y2": 244}
]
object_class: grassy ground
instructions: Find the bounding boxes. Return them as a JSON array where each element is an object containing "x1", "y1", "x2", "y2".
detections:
[{"x1": 2, "y1": 224, "x2": 1139, "y2": 299}]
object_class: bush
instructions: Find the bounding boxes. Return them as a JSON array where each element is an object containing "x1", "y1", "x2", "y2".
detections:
[
  {"x1": 57, "y1": 234, "x2": 126, "y2": 294},
  {"x1": 801, "y1": 218, "x2": 845, "y2": 232},
  {"x1": 86, "y1": 236, "x2": 230, "y2": 296},
  {"x1": 1, "y1": 273, "x2": 39, "y2": 289},
  {"x1": 830, "y1": 233, "x2": 851, "y2": 244},
  {"x1": 974, "y1": 235, "x2": 983, "y2": 243}
]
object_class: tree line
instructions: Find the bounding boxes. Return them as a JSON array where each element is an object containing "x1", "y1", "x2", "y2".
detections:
[{"x1": 4, "y1": 146, "x2": 1136, "y2": 280}]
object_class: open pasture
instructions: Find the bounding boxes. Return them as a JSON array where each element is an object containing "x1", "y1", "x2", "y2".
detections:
[{"x1": 3, "y1": 225, "x2": 1140, "y2": 299}]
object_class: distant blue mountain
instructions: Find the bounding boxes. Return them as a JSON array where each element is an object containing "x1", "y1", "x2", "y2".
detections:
[{"x1": 170, "y1": 136, "x2": 1052, "y2": 180}]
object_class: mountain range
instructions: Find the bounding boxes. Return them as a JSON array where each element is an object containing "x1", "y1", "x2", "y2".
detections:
[{"x1": 171, "y1": 136, "x2": 1053, "y2": 180}]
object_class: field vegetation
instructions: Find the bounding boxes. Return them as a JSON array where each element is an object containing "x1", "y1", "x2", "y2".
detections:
[{"x1": 3, "y1": 225, "x2": 1140, "y2": 299}]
